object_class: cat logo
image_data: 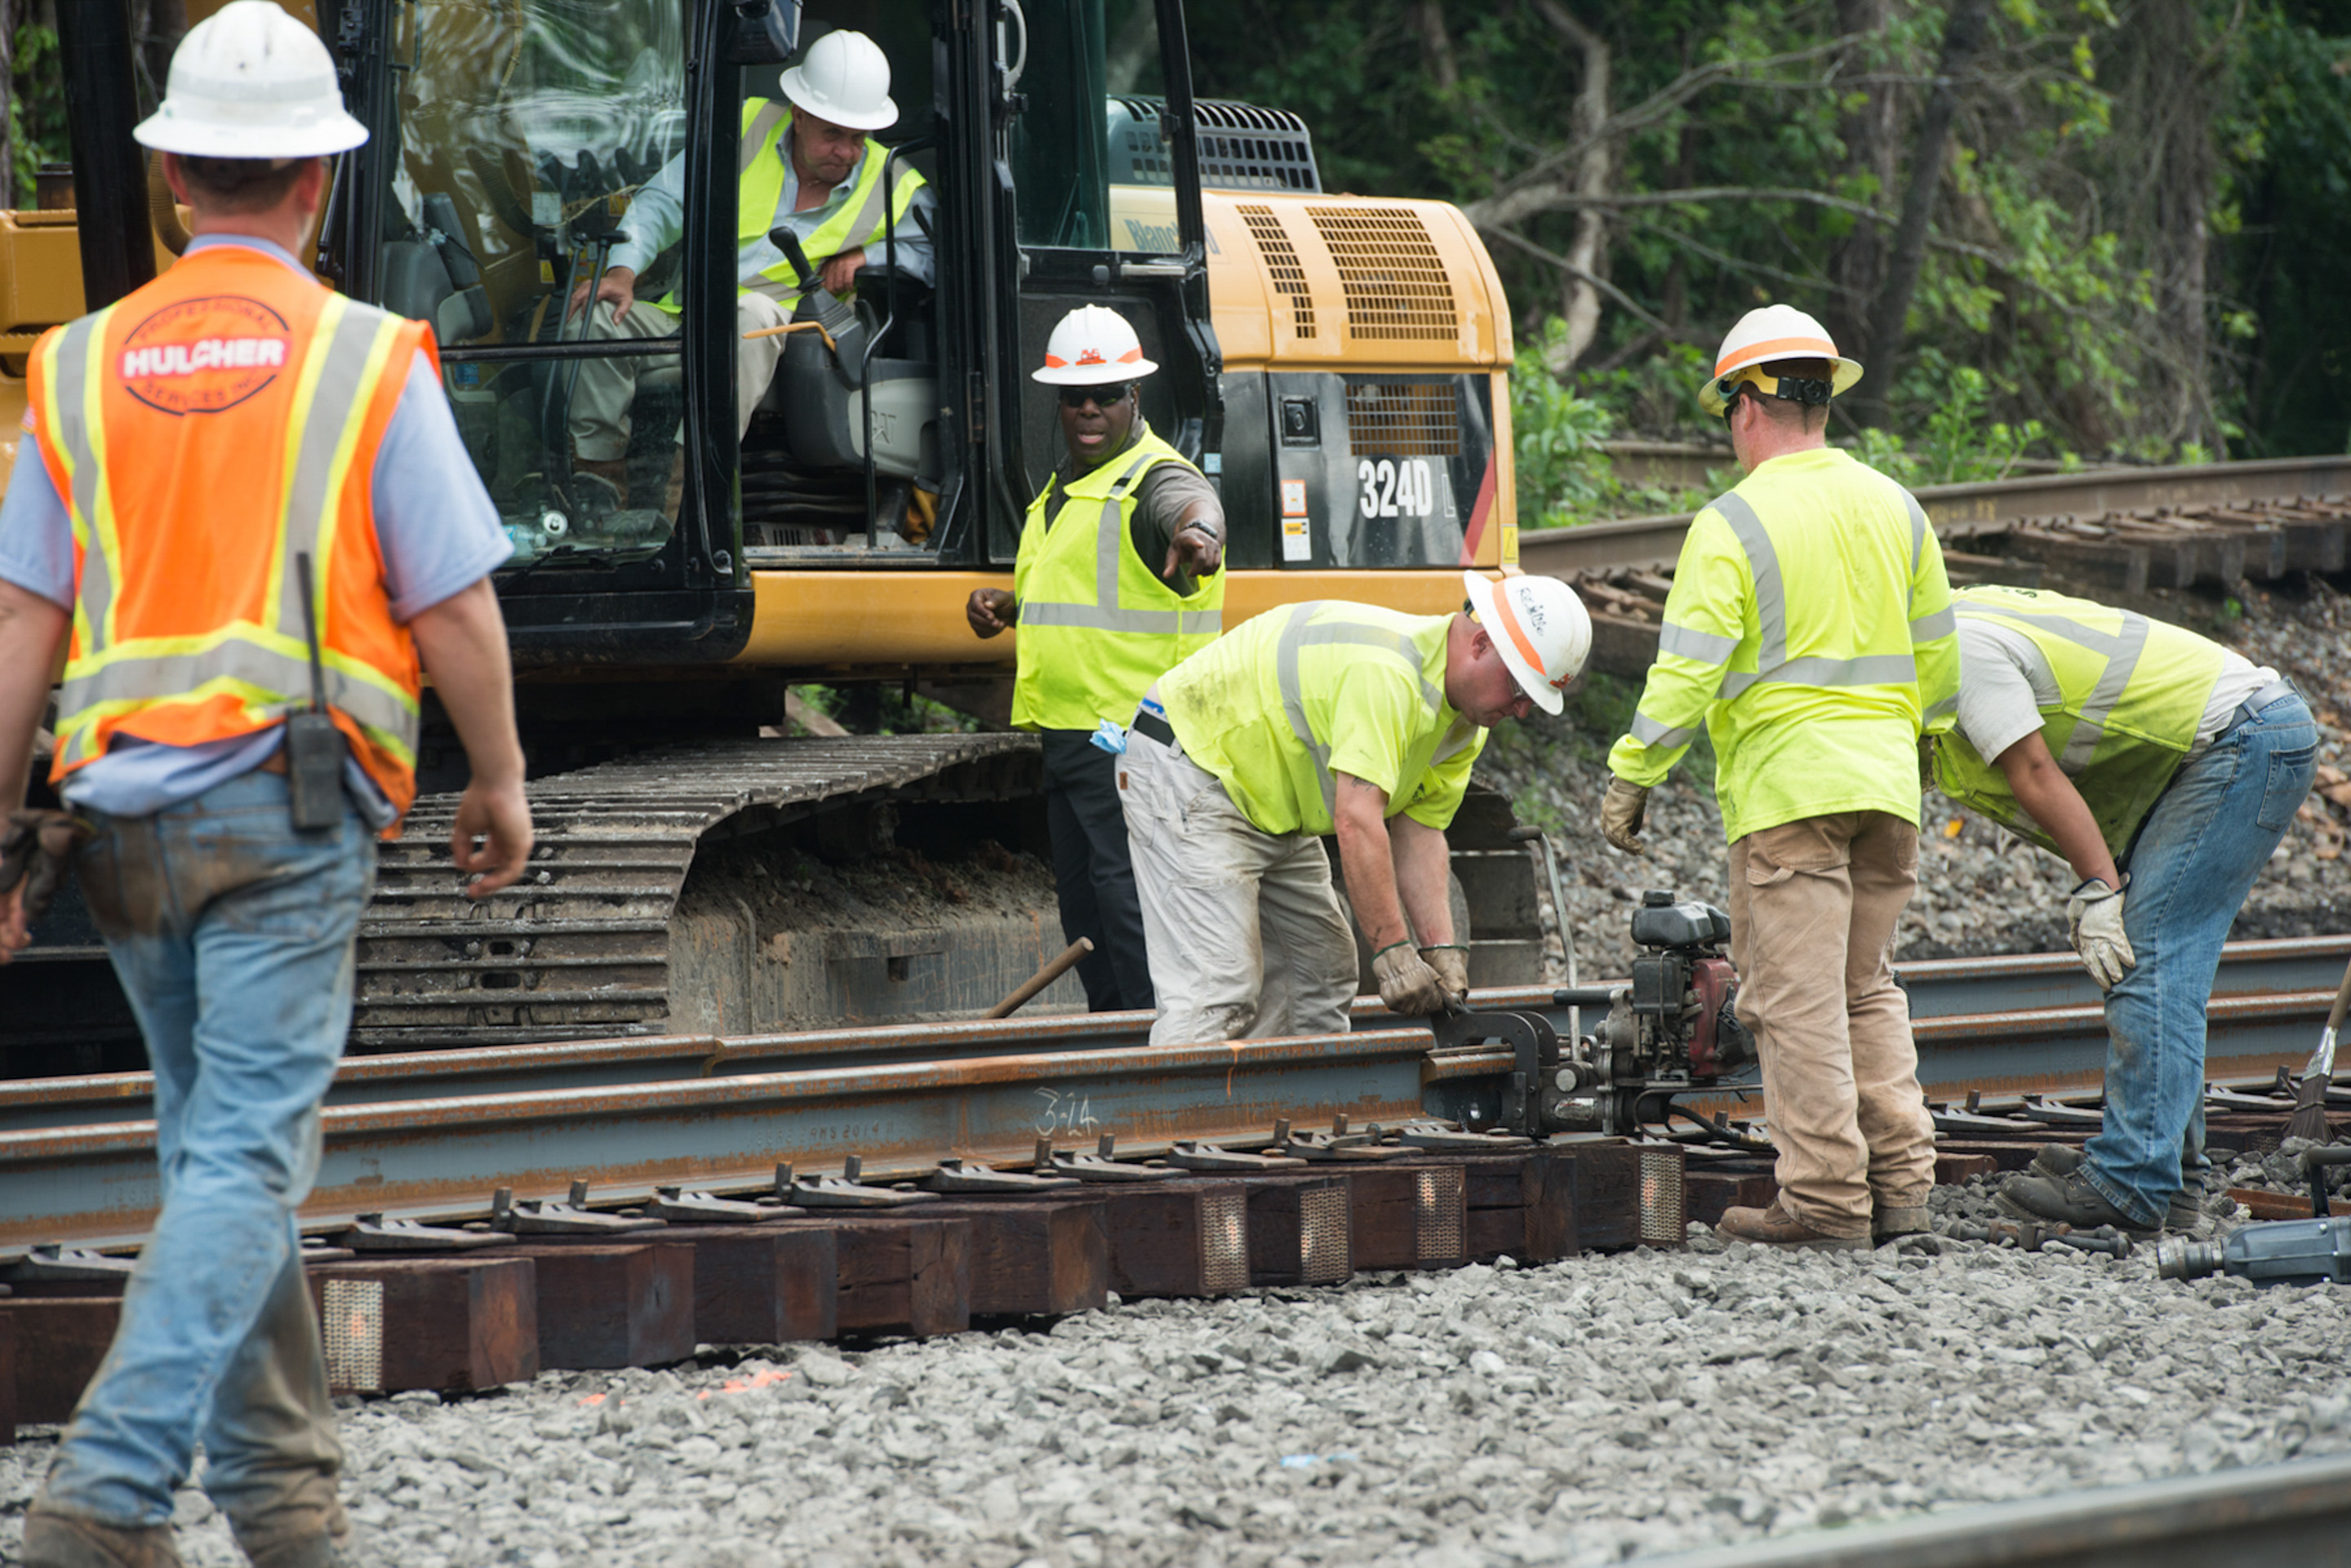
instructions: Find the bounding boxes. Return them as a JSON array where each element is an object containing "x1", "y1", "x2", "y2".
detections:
[{"x1": 118, "y1": 295, "x2": 292, "y2": 415}]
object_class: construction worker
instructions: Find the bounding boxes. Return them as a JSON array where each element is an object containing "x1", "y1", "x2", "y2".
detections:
[
  {"x1": 1122, "y1": 574, "x2": 1590, "y2": 1045},
  {"x1": 1927, "y1": 585, "x2": 2313, "y2": 1236},
  {"x1": 0, "y1": 7, "x2": 533, "y2": 1565},
  {"x1": 1601, "y1": 305, "x2": 1960, "y2": 1252},
  {"x1": 563, "y1": 27, "x2": 936, "y2": 502},
  {"x1": 966, "y1": 306, "x2": 1224, "y2": 1011}
]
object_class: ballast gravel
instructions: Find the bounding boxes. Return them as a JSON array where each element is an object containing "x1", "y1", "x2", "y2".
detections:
[{"x1": 8, "y1": 1238, "x2": 2351, "y2": 1567}]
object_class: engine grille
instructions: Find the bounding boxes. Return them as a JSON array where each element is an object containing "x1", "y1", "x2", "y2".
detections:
[
  {"x1": 1307, "y1": 206, "x2": 1459, "y2": 341},
  {"x1": 1237, "y1": 204, "x2": 1316, "y2": 343},
  {"x1": 1344, "y1": 380, "x2": 1461, "y2": 456}
]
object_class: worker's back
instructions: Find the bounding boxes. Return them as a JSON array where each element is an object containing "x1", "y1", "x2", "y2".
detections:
[{"x1": 1649, "y1": 446, "x2": 1952, "y2": 838}]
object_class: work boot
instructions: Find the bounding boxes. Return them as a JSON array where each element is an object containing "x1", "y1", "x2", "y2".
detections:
[
  {"x1": 2029, "y1": 1145, "x2": 2202, "y2": 1228},
  {"x1": 1871, "y1": 1204, "x2": 1931, "y2": 1246},
  {"x1": 21, "y1": 1509, "x2": 184, "y2": 1568},
  {"x1": 232, "y1": 1505, "x2": 353, "y2": 1568},
  {"x1": 1716, "y1": 1202, "x2": 1869, "y2": 1252},
  {"x1": 1996, "y1": 1171, "x2": 2160, "y2": 1238}
]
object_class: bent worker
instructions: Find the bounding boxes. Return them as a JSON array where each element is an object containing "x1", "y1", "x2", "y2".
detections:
[
  {"x1": 0, "y1": 7, "x2": 534, "y2": 1564},
  {"x1": 562, "y1": 28, "x2": 937, "y2": 504},
  {"x1": 966, "y1": 306, "x2": 1224, "y2": 1011},
  {"x1": 1600, "y1": 305, "x2": 1959, "y2": 1252},
  {"x1": 1928, "y1": 585, "x2": 2314, "y2": 1236},
  {"x1": 1123, "y1": 575, "x2": 1589, "y2": 1045}
]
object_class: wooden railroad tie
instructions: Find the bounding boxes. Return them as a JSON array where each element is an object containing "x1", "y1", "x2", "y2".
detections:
[
  {"x1": 306, "y1": 1256, "x2": 540, "y2": 1396},
  {"x1": 499, "y1": 1243, "x2": 696, "y2": 1370}
]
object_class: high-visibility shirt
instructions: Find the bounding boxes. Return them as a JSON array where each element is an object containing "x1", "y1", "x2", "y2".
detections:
[
  {"x1": 29, "y1": 243, "x2": 433, "y2": 825},
  {"x1": 1159, "y1": 600, "x2": 1484, "y2": 837},
  {"x1": 1607, "y1": 446, "x2": 1959, "y2": 842},
  {"x1": 1010, "y1": 428, "x2": 1224, "y2": 731},
  {"x1": 654, "y1": 100, "x2": 926, "y2": 317},
  {"x1": 1932, "y1": 584, "x2": 2228, "y2": 858}
]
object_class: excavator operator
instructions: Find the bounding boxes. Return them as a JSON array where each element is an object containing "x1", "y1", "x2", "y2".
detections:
[{"x1": 562, "y1": 28, "x2": 936, "y2": 511}]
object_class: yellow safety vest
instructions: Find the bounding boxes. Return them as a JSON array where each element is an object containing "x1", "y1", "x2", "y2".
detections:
[
  {"x1": 1607, "y1": 447, "x2": 1960, "y2": 842},
  {"x1": 1010, "y1": 427, "x2": 1224, "y2": 731},
  {"x1": 1932, "y1": 584, "x2": 2227, "y2": 859},
  {"x1": 1158, "y1": 600, "x2": 1483, "y2": 838},
  {"x1": 655, "y1": 100, "x2": 927, "y2": 316}
]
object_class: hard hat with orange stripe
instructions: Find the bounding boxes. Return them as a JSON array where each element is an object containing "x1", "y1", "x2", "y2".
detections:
[
  {"x1": 1696, "y1": 304, "x2": 1864, "y2": 418},
  {"x1": 1033, "y1": 305, "x2": 1160, "y2": 386},
  {"x1": 1461, "y1": 571, "x2": 1592, "y2": 717}
]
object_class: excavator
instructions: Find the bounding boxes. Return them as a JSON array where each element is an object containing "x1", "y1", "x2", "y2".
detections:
[{"x1": 2, "y1": 0, "x2": 1535, "y2": 1068}]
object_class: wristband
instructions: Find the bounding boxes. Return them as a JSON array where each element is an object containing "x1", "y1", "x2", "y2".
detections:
[{"x1": 1371, "y1": 939, "x2": 1415, "y2": 961}]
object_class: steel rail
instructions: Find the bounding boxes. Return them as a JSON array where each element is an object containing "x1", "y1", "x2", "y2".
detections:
[
  {"x1": 6, "y1": 936, "x2": 2340, "y2": 1134},
  {"x1": 1641, "y1": 1450, "x2": 2351, "y2": 1568},
  {"x1": 0, "y1": 1027, "x2": 1440, "y2": 1255},
  {"x1": 1518, "y1": 453, "x2": 2351, "y2": 575}
]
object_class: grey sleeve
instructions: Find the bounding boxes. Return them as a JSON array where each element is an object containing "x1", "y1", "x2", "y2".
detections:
[
  {"x1": 1130, "y1": 461, "x2": 1223, "y2": 595},
  {"x1": 1953, "y1": 627, "x2": 2047, "y2": 764}
]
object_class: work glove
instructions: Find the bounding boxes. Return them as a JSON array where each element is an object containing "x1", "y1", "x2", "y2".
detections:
[
  {"x1": 1601, "y1": 777, "x2": 1650, "y2": 855},
  {"x1": 1372, "y1": 941, "x2": 1448, "y2": 1016},
  {"x1": 1420, "y1": 944, "x2": 1471, "y2": 1005},
  {"x1": 2065, "y1": 875, "x2": 2135, "y2": 992},
  {"x1": 0, "y1": 809, "x2": 94, "y2": 927}
]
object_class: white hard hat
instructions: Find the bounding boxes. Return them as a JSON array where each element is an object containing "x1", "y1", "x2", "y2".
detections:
[
  {"x1": 1032, "y1": 304, "x2": 1159, "y2": 385},
  {"x1": 780, "y1": 29, "x2": 899, "y2": 133},
  {"x1": 1461, "y1": 571, "x2": 1591, "y2": 717},
  {"x1": 1697, "y1": 304, "x2": 1863, "y2": 417},
  {"x1": 134, "y1": 1, "x2": 367, "y2": 159}
]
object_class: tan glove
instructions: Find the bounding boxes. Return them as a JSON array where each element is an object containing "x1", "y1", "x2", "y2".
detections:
[
  {"x1": 0, "y1": 809, "x2": 93, "y2": 926},
  {"x1": 2066, "y1": 876, "x2": 2135, "y2": 992},
  {"x1": 1420, "y1": 944, "x2": 1470, "y2": 1004},
  {"x1": 1601, "y1": 777, "x2": 1650, "y2": 855},
  {"x1": 1372, "y1": 941, "x2": 1447, "y2": 1015}
]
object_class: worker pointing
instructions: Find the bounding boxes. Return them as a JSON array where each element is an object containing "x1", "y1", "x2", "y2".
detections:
[
  {"x1": 967, "y1": 306, "x2": 1224, "y2": 1012},
  {"x1": 1122, "y1": 574, "x2": 1589, "y2": 1045},
  {"x1": 0, "y1": 5, "x2": 531, "y2": 1564},
  {"x1": 1602, "y1": 305, "x2": 1959, "y2": 1251},
  {"x1": 1929, "y1": 585, "x2": 2314, "y2": 1236}
]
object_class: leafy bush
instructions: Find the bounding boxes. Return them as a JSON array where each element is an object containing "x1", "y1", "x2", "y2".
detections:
[{"x1": 1510, "y1": 321, "x2": 1621, "y2": 530}]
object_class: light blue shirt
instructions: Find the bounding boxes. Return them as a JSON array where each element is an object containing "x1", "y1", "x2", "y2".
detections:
[
  {"x1": 0, "y1": 234, "x2": 513, "y2": 823},
  {"x1": 609, "y1": 111, "x2": 937, "y2": 290}
]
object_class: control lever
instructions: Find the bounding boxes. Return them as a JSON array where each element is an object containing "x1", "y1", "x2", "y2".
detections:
[{"x1": 767, "y1": 224, "x2": 868, "y2": 389}]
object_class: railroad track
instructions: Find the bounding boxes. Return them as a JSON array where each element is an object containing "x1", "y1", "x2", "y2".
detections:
[
  {"x1": 2, "y1": 935, "x2": 2340, "y2": 1256},
  {"x1": 1645, "y1": 1450, "x2": 2351, "y2": 1568}
]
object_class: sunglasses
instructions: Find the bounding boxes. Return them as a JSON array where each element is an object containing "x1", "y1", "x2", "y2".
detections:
[{"x1": 1059, "y1": 383, "x2": 1132, "y2": 409}]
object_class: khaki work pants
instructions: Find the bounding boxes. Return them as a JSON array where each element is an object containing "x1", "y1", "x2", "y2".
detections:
[
  {"x1": 1727, "y1": 811, "x2": 1935, "y2": 1238},
  {"x1": 1120, "y1": 729, "x2": 1361, "y2": 1046},
  {"x1": 566, "y1": 293, "x2": 791, "y2": 461}
]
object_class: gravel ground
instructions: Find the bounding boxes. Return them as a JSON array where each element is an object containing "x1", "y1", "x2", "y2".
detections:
[
  {"x1": 1482, "y1": 573, "x2": 2351, "y2": 979},
  {"x1": 9, "y1": 1238, "x2": 2349, "y2": 1568}
]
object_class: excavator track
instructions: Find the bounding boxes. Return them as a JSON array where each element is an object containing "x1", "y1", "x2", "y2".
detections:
[{"x1": 353, "y1": 735, "x2": 1042, "y2": 1051}]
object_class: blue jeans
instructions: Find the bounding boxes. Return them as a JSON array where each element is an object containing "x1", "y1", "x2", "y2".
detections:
[
  {"x1": 38, "y1": 770, "x2": 374, "y2": 1541},
  {"x1": 2081, "y1": 692, "x2": 2318, "y2": 1226}
]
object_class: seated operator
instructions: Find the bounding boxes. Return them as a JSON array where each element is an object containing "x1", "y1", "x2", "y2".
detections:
[{"x1": 562, "y1": 28, "x2": 936, "y2": 510}]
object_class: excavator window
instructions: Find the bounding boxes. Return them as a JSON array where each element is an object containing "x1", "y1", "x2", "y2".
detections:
[{"x1": 378, "y1": 0, "x2": 693, "y2": 570}]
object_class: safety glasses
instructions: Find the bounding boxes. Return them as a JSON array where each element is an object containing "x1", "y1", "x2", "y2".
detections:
[{"x1": 1058, "y1": 383, "x2": 1132, "y2": 409}]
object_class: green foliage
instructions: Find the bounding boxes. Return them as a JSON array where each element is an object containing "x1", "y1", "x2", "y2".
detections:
[
  {"x1": 1509, "y1": 323, "x2": 1621, "y2": 529},
  {"x1": 10, "y1": 23, "x2": 67, "y2": 210},
  {"x1": 1851, "y1": 363, "x2": 2055, "y2": 486}
]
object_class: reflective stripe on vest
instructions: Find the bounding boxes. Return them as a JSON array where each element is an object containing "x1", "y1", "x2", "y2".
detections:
[
  {"x1": 1274, "y1": 602, "x2": 1443, "y2": 816},
  {"x1": 1709, "y1": 490, "x2": 1918, "y2": 700},
  {"x1": 1009, "y1": 429, "x2": 1224, "y2": 731},
  {"x1": 1935, "y1": 585, "x2": 2224, "y2": 858},
  {"x1": 660, "y1": 103, "x2": 924, "y2": 315},
  {"x1": 42, "y1": 291, "x2": 421, "y2": 772}
]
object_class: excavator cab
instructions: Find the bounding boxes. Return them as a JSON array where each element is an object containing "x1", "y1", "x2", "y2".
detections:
[{"x1": 322, "y1": 0, "x2": 1229, "y2": 664}]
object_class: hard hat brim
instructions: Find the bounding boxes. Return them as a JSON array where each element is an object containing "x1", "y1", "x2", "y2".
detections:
[
  {"x1": 1031, "y1": 358, "x2": 1159, "y2": 386},
  {"x1": 779, "y1": 67, "x2": 899, "y2": 131},
  {"x1": 1461, "y1": 571, "x2": 1567, "y2": 717},
  {"x1": 134, "y1": 102, "x2": 368, "y2": 158},
  {"x1": 1697, "y1": 354, "x2": 1863, "y2": 417}
]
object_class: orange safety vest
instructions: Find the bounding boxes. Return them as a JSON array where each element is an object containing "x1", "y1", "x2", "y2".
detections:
[{"x1": 28, "y1": 243, "x2": 433, "y2": 829}]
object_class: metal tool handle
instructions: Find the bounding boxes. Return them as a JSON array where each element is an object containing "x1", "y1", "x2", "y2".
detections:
[{"x1": 986, "y1": 937, "x2": 1092, "y2": 1019}]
